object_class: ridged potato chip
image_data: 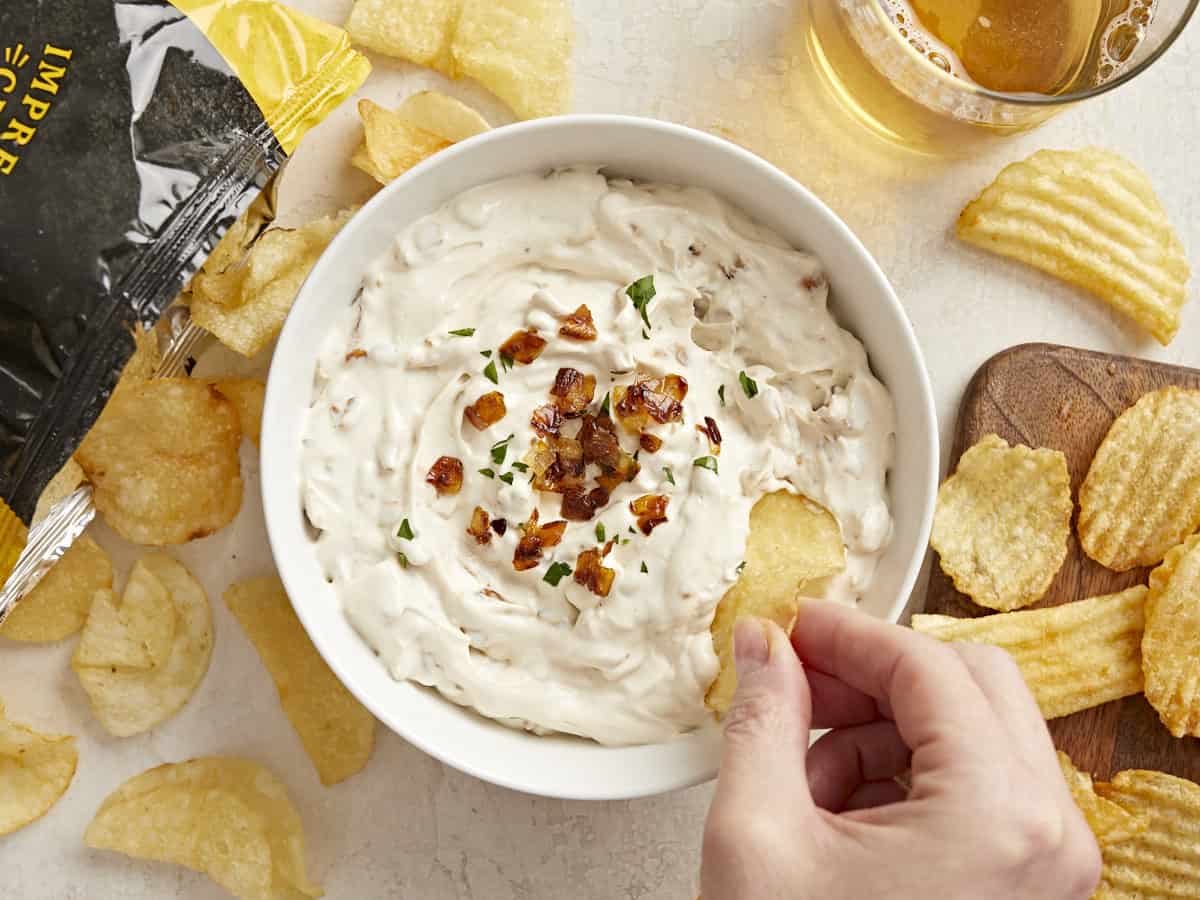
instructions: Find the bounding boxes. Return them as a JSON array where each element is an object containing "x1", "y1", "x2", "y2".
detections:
[
  {"x1": 191, "y1": 209, "x2": 353, "y2": 357},
  {"x1": 958, "y1": 147, "x2": 1191, "y2": 345},
  {"x1": 85, "y1": 757, "x2": 321, "y2": 900},
  {"x1": 226, "y1": 576, "x2": 376, "y2": 785},
  {"x1": 1058, "y1": 752, "x2": 1147, "y2": 847},
  {"x1": 911, "y1": 586, "x2": 1146, "y2": 720},
  {"x1": 351, "y1": 99, "x2": 451, "y2": 185},
  {"x1": 706, "y1": 492, "x2": 845, "y2": 713},
  {"x1": 214, "y1": 378, "x2": 266, "y2": 448},
  {"x1": 345, "y1": 0, "x2": 460, "y2": 73},
  {"x1": 72, "y1": 554, "x2": 213, "y2": 737},
  {"x1": 931, "y1": 434, "x2": 1072, "y2": 611},
  {"x1": 1079, "y1": 387, "x2": 1200, "y2": 572},
  {"x1": 0, "y1": 700, "x2": 77, "y2": 835},
  {"x1": 451, "y1": 0, "x2": 574, "y2": 120},
  {"x1": 1142, "y1": 534, "x2": 1200, "y2": 738},
  {"x1": 0, "y1": 535, "x2": 111, "y2": 643},
  {"x1": 77, "y1": 378, "x2": 242, "y2": 545},
  {"x1": 1094, "y1": 769, "x2": 1200, "y2": 897}
]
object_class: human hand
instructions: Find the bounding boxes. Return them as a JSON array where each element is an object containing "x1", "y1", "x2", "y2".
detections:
[{"x1": 700, "y1": 602, "x2": 1101, "y2": 900}]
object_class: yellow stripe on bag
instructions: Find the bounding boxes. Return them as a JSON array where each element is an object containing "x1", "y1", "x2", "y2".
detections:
[
  {"x1": 171, "y1": 0, "x2": 370, "y2": 154},
  {"x1": 0, "y1": 498, "x2": 28, "y2": 590}
]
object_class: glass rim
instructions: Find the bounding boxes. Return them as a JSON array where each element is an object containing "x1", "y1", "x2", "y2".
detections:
[{"x1": 870, "y1": 0, "x2": 1199, "y2": 106}]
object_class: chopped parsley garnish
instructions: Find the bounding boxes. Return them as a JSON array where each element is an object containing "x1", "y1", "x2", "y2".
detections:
[
  {"x1": 510, "y1": 461, "x2": 529, "y2": 473},
  {"x1": 693, "y1": 456, "x2": 719, "y2": 474},
  {"x1": 718, "y1": 384, "x2": 726, "y2": 407},
  {"x1": 633, "y1": 449, "x2": 641, "y2": 462},
  {"x1": 499, "y1": 352, "x2": 515, "y2": 372},
  {"x1": 628, "y1": 526, "x2": 636, "y2": 535},
  {"x1": 544, "y1": 561, "x2": 572, "y2": 586},
  {"x1": 396, "y1": 519, "x2": 415, "y2": 541},
  {"x1": 626, "y1": 275, "x2": 655, "y2": 329},
  {"x1": 640, "y1": 561, "x2": 649, "y2": 574},
  {"x1": 397, "y1": 553, "x2": 409, "y2": 570},
  {"x1": 499, "y1": 472, "x2": 515, "y2": 485},
  {"x1": 595, "y1": 523, "x2": 606, "y2": 543},
  {"x1": 480, "y1": 350, "x2": 493, "y2": 358},
  {"x1": 663, "y1": 466, "x2": 675, "y2": 486},
  {"x1": 736, "y1": 560, "x2": 746, "y2": 574},
  {"x1": 738, "y1": 371, "x2": 759, "y2": 399},
  {"x1": 478, "y1": 468, "x2": 496, "y2": 479},
  {"x1": 448, "y1": 327, "x2": 475, "y2": 337},
  {"x1": 490, "y1": 434, "x2": 514, "y2": 465},
  {"x1": 483, "y1": 359, "x2": 499, "y2": 384},
  {"x1": 642, "y1": 329, "x2": 650, "y2": 340},
  {"x1": 600, "y1": 392, "x2": 611, "y2": 417}
]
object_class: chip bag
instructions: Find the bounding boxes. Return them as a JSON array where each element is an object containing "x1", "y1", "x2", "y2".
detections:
[{"x1": 0, "y1": 1, "x2": 369, "y2": 618}]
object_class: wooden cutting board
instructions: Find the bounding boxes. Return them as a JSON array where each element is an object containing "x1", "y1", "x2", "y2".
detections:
[{"x1": 924, "y1": 342, "x2": 1200, "y2": 782}]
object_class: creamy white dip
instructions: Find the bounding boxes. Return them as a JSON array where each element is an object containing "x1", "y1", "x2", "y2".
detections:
[{"x1": 300, "y1": 168, "x2": 895, "y2": 746}]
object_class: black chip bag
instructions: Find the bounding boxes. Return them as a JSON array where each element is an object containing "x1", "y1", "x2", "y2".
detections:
[{"x1": 0, "y1": 0, "x2": 369, "y2": 617}]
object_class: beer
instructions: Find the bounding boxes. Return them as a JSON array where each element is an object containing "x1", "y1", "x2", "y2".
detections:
[{"x1": 806, "y1": 0, "x2": 1164, "y2": 155}]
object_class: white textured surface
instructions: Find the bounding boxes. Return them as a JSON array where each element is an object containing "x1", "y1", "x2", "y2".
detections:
[{"x1": 3, "y1": 2, "x2": 1199, "y2": 898}]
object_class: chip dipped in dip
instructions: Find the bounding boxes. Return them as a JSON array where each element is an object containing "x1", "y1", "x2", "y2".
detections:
[{"x1": 300, "y1": 168, "x2": 895, "y2": 745}]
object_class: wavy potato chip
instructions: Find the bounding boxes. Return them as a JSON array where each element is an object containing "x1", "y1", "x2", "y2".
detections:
[
  {"x1": 191, "y1": 209, "x2": 353, "y2": 357},
  {"x1": 215, "y1": 378, "x2": 266, "y2": 448},
  {"x1": 912, "y1": 586, "x2": 1146, "y2": 720},
  {"x1": 85, "y1": 757, "x2": 321, "y2": 900},
  {"x1": 958, "y1": 147, "x2": 1191, "y2": 345},
  {"x1": 77, "y1": 379, "x2": 242, "y2": 545},
  {"x1": 226, "y1": 576, "x2": 375, "y2": 785},
  {"x1": 1094, "y1": 769, "x2": 1200, "y2": 897},
  {"x1": 1142, "y1": 534, "x2": 1200, "y2": 738},
  {"x1": 0, "y1": 700, "x2": 77, "y2": 835},
  {"x1": 351, "y1": 99, "x2": 451, "y2": 185},
  {"x1": 451, "y1": 0, "x2": 574, "y2": 120},
  {"x1": 72, "y1": 554, "x2": 213, "y2": 737},
  {"x1": 1079, "y1": 388, "x2": 1200, "y2": 572},
  {"x1": 1058, "y1": 752, "x2": 1147, "y2": 847},
  {"x1": 706, "y1": 492, "x2": 845, "y2": 713},
  {"x1": 931, "y1": 434, "x2": 1072, "y2": 611},
  {"x1": 0, "y1": 535, "x2": 111, "y2": 643},
  {"x1": 345, "y1": 0, "x2": 460, "y2": 72}
]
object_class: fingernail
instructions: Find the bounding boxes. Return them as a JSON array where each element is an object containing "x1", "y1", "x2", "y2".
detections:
[{"x1": 733, "y1": 618, "x2": 769, "y2": 676}]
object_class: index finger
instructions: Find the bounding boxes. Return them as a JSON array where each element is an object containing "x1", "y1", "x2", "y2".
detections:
[{"x1": 791, "y1": 601, "x2": 995, "y2": 767}]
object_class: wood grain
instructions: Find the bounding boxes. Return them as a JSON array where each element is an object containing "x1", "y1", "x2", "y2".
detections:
[{"x1": 924, "y1": 342, "x2": 1200, "y2": 782}]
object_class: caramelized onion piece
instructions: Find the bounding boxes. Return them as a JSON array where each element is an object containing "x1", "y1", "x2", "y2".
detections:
[
  {"x1": 426, "y1": 456, "x2": 464, "y2": 495},
  {"x1": 490, "y1": 518, "x2": 508, "y2": 536},
  {"x1": 559, "y1": 304, "x2": 598, "y2": 341},
  {"x1": 630, "y1": 493, "x2": 669, "y2": 535},
  {"x1": 531, "y1": 403, "x2": 563, "y2": 438},
  {"x1": 698, "y1": 415, "x2": 722, "y2": 455},
  {"x1": 579, "y1": 414, "x2": 621, "y2": 469},
  {"x1": 464, "y1": 391, "x2": 507, "y2": 431},
  {"x1": 561, "y1": 486, "x2": 610, "y2": 522},
  {"x1": 613, "y1": 374, "x2": 688, "y2": 433},
  {"x1": 467, "y1": 506, "x2": 492, "y2": 544},
  {"x1": 574, "y1": 547, "x2": 615, "y2": 597},
  {"x1": 345, "y1": 348, "x2": 368, "y2": 361},
  {"x1": 499, "y1": 329, "x2": 547, "y2": 364},
  {"x1": 528, "y1": 436, "x2": 585, "y2": 494},
  {"x1": 595, "y1": 449, "x2": 640, "y2": 494},
  {"x1": 513, "y1": 511, "x2": 568, "y2": 571},
  {"x1": 639, "y1": 433, "x2": 663, "y2": 453},
  {"x1": 550, "y1": 367, "x2": 597, "y2": 418}
]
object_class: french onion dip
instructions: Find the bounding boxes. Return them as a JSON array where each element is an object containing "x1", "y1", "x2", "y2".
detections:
[{"x1": 301, "y1": 168, "x2": 896, "y2": 746}]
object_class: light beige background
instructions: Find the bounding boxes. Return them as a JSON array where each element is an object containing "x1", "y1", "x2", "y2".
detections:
[{"x1": 4, "y1": 2, "x2": 1199, "y2": 898}]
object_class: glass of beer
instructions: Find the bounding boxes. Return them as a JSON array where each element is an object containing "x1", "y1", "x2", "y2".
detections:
[{"x1": 807, "y1": 1, "x2": 1198, "y2": 155}]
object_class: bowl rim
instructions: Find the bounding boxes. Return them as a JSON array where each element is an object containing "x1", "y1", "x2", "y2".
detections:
[{"x1": 262, "y1": 114, "x2": 939, "y2": 800}]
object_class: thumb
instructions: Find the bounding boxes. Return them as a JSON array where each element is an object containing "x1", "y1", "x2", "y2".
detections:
[{"x1": 711, "y1": 617, "x2": 814, "y2": 817}]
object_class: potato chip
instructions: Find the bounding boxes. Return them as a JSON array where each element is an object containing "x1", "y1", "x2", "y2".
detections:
[
  {"x1": 189, "y1": 209, "x2": 272, "y2": 309},
  {"x1": 958, "y1": 148, "x2": 1191, "y2": 345},
  {"x1": 1079, "y1": 388, "x2": 1200, "y2": 572},
  {"x1": 214, "y1": 378, "x2": 266, "y2": 448},
  {"x1": 451, "y1": 0, "x2": 574, "y2": 120},
  {"x1": 0, "y1": 535, "x2": 111, "y2": 643},
  {"x1": 1058, "y1": 752, "x2": 1147, "y2": 847},
  {"x1": 398, "y1": 90, "x2": 491, "y2": 141},
  {"x1": 1094, "y1": 769, "x2": 1200, "y2": 897},
  {"x1": 31, "y1": 458, "x2": 85, "y2": 525},
  {"x1": 73, "y1": 554, "x2": 213, "y2": 737},
  {"x1": 85, "y1": 757, "x2": 321, "y2": 900},
  {"x1": 931, "y1": 434, "x2": 1072, "y2": 611},
  {"x1": 77, "y1": 378, "x2": 242, "y2": 545},
  {"x1": 345, "y1": 0, "x2": 460, "y2": 73},
  {"x1": 1142, "y1": 534, "x2": 1200, "y2": 738},
  {"x1": 226, "y1": 576, "x2": 375, "y2": 785},
  {"x1": 706, "y1": 491, "x2": 845, "y2": 713},
  {"x1": 0, "y1": 700, "x2": 77, "y2": 835},
  {"x1": 191, "y1": 209, "x2": 353, "y2": 357},
  {"x1": 912, "y1": 586, "x2": 1147, "y2": 720},
  {"x1": 351, "y1": 99, "x2": 451, "y2": 185}
]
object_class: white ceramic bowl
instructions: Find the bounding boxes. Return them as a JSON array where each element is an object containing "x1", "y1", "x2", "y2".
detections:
[{"x1": 262, "y1": 115, "x2": 938, "y2": 800}]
